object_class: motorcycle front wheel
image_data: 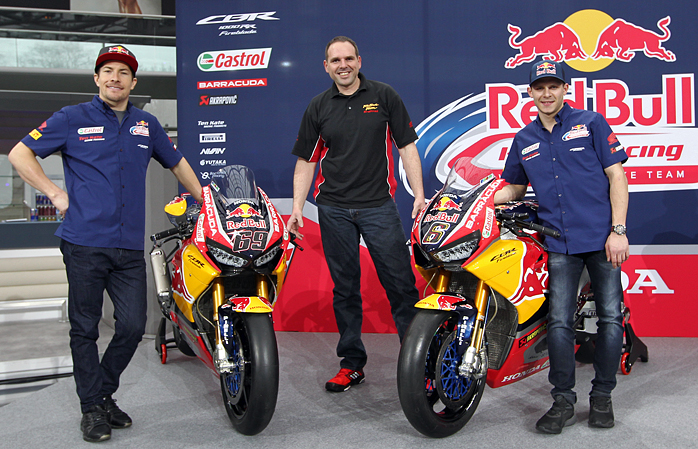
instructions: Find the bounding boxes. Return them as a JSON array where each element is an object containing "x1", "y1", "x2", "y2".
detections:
[
  {"x1": 219, "y1": 312, "x2": 279, "y2": 435},
  {"x1": 397, "y1": 310, "x2": 487, "y2": 438}
]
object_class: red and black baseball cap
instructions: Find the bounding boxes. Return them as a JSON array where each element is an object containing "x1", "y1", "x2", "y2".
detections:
[{"x1": 95, "y1": 45, "x2": 138, "y2": 75}]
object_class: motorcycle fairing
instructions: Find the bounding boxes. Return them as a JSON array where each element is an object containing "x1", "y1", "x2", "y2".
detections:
[
  {"x1": 464, "y1": 238, "x2": 547, "y2": 324},
  {"x1": 171, "y1": 244, "x2": 220, "y2": 321},
  {"x1": 170, "y1": 310, "x2": 216, "y2": 371},
  {"x1": 223, "y1": 296, "x2": 273, "y2": 313},
  {"x1": 415, "y1": 293, "x2": 467, "y2": 311},
  {"x1": 486, "y1": 316, "x2": 550, "y2": 388}
]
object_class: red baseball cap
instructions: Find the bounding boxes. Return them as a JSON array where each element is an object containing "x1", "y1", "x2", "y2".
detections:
[{"x1": 95, "y1": 45, "x2": 138, "y2": 75}]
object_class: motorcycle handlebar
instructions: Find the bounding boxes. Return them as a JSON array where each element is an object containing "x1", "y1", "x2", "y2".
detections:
[
  {"x1": 151, "y1": 227, "x2": 180, "y2": 243},
  {"x1": 526, "y1": 221, "x2": 561, "y2": 238},
  {"x1": 497, "y1": 211, "x2": 561, "y2": 239}
]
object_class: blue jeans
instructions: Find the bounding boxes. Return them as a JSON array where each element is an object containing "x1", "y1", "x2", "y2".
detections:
[
  {"x1": 547, "y1": 250, "x2": 624, "y2": 404},
  {"x1": 318, "y1": 200, "x2": 419, "y2": 370},
  {"x1": 60, "y1": 240, "x2": 147, "y2": 413}
]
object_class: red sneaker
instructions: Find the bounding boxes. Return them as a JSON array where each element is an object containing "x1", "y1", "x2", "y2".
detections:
[{"x1": 325, "y1": 368, "x2": 365, "y2": 392}]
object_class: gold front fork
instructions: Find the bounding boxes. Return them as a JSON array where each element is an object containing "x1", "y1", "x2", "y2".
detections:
[
  {"x1": 212, "y1": 278, "x2": 224, "y2": 345},
  {"x1": 257, "y1": 274, "x2": 270, "y2": 301},
  {"x1": 470, "y1": 279, "x2": 489, "y2": 350}
]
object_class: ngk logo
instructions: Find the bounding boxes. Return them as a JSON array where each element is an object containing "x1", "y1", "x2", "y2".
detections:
[{"x1": 198, "y1": 48, "x2": 271, "y2": 72}]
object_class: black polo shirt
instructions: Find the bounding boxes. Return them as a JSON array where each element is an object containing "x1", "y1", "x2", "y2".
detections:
[{"x1": 292, "y1": 73, "x2": 418, "y2": 208}]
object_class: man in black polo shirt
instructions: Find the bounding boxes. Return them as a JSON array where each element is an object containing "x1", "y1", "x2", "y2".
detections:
[{"x1": 287, "y1": 36, "x2": 426, "y2": 392}]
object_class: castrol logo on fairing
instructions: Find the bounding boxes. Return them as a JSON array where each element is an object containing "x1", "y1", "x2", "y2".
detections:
[{"x1": 197, "y1": 48, "x2": 271, "y2": 72}]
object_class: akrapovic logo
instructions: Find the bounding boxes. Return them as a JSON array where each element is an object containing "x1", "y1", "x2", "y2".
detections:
[
  {"x1": 200, "y1": 133, "x2": 226, "y2": 143},
  {"x1": 199, "y1": 95, "x2": 238, "y2": 106},
  {"x1": 198, "y1": 48, "x2": 271, "y2": 72},
  {"x1": 196, "y1": 11, "x2": 279, "y2": 25}
]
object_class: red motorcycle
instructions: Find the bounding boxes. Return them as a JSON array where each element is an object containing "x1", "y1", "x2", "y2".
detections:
[
  {"x1": 397, "y1": 158, "x2": 647, "y2": 437},
  {"x1": 149, "y1": 165, "x2": 297, "y2": 435}
]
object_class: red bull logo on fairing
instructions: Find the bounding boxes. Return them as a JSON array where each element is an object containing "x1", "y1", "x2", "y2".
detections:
[{"x1": 505, "y1": 10, "x2": 676, "y2": 72}]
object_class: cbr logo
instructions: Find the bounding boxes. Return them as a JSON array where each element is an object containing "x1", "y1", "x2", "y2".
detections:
[
  {"x1": 187, "y1": 254, "x2": 205, "y2": 269},
  {"x1": 491, "y1": 247, "x2": 516, "y2": 263},
  {"x1": 196, "y1": 11, "x2": 279, "y2": 25}
]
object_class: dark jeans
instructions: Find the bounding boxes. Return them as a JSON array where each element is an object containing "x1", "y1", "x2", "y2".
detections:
[
  {"x1": 60, "y1": 240, "x2": 147, "y2": 413},
  {"x1": 547, "y1": 250, "x2": 624, "y2": 404},
  {"x1": 318, "y1": 200, "x2": 419, "y2": 371}
]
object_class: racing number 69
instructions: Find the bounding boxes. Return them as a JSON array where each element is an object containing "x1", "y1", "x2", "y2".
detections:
[{"x1": 233, "y1": 230, "x2": 266, "y2": 252}]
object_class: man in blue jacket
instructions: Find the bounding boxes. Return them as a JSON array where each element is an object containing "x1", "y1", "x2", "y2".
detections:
[{"x1": 9, "y1": 45, "x2": 202, "y2": 443}]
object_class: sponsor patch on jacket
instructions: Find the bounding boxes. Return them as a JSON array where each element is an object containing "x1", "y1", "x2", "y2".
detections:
[
  {"x1": 29, "y1": 129, "x2": 42, "y2": 140},
  {"x1": 77, "y1": 127, "x2": 104, "y2": 135},
  {"x1": 523, "y1": 152, "x2": 540, "y2": 162},
  {"x1": 610, "y1": 145, "x2": 625, "y2": 154},
  {"x1": 521, "y1": 142, "x2": 540, "y2": 155},
  {"x1": 562, "y1": 124, "x2": 589, "y2": 141},
  {"x1": 363, "y1": 103, "x2": 379, "y2": 113},
  {"x1": 130, "y1": 120, "x2": 149, "y2": 137}
]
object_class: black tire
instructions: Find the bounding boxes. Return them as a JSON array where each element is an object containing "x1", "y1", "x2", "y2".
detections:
[
  {"x1": 397, "y1": 310, "x2": 487, "y2": 438},
  {"x1": 219, "y1": 313, "x2": 279, "y2": 435},
  {"x1": 173, "y1": 324, "x2": 197, "y2": 357}
]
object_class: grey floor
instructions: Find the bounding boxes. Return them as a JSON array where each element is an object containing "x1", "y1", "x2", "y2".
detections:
[{"x1": 0, "y1": 323, "x2": 696, "y2": 448}]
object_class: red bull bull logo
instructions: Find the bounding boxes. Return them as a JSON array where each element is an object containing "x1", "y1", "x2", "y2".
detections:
[
  {"x1": 505, "y1": 11, "x2": 676, "y2": 71},
  {"x1": 227, "y1": 203, "x2": 262, "y2": 218},
  {"x1": 435, "y1": 197, "x2": 461, "y2": 212}
]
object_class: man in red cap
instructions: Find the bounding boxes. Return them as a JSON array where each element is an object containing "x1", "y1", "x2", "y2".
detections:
[{"x1": 9, "y1": 45, "x2": 202, "y2": 442}]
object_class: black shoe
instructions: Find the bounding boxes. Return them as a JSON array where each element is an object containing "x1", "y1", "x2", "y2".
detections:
[
  {"x1": 104, "y1": 396, "x2": 132, "y2": 429},
  {"x1": 536, "y1": 395, "x2": 577, "y2": 434},
  {"x1": 589, "y1": 396, "x2": 615, "y2": 428},
  {"x1": 81, "y1": 405, "x2": 111, "y2": 443}
]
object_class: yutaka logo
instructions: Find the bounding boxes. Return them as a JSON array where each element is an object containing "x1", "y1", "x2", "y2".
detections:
[{"x1": 198, "y1": 48, "x2": 271, "y2": 72}]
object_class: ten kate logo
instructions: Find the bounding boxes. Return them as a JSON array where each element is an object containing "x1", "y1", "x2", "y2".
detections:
[
  {"x1": 198, "y1": 48, "x2": 271, "y2": 72},
  {"x1": 200, "y1": 94, "x2": 238, "y2": 106},
  {"x1": 130, "y1": 120, "x2": 149, "y2": 137},
  {"x1": 197, "y1": 79, "x2": 267, "y2": 89},
  {"x1": 505, "y1": 11, "x2": 676, "y2": 72}
]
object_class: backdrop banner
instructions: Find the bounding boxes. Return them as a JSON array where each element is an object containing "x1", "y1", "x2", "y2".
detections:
[{"x1": 176, "y1": 1, "x2": 698, "y2": 337}]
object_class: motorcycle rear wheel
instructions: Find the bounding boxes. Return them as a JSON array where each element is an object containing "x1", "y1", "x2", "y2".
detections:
[
  {"x1": 397, "y1": 310, "x2": 487, "y2": 438},
  {"x1": 219, "y1": 313, "x2": 279, "y2": 435}
]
